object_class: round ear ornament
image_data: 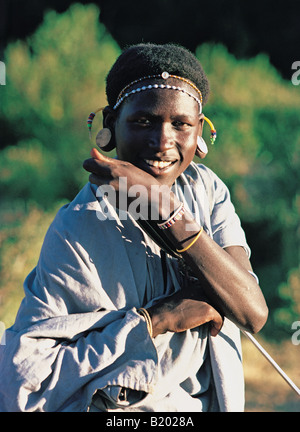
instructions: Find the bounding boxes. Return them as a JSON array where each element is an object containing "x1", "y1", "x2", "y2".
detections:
[
  {"x1": 197, "y1": 136, "x2": 208, "y2": 154},
  {"x1": 96, "y1": 128, "x2": 112, "y2": 148},
  {"x1": 87, "y1": 107, "x2": 114, "y2": 151}
]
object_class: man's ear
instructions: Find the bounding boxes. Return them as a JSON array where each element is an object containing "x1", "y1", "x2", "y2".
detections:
[
  {"x1": 195, "y1": 114, "x2": 207, "y2": 159},
  {"x1": 197, "y1": 113, "x2": 205, "y2": 136},
  {"x1": 102, "y1": 106, "x2": 117, "y2": 129}
]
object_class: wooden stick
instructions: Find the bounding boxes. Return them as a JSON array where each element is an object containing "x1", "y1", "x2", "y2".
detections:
[{"x1": 242, "y1": 330, "x2": 300, "y2": 397}]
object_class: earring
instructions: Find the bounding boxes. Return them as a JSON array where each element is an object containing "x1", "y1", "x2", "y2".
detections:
[
  {"x1": 96, "y1": 128, "x2": 112, "y2": 148},
  {"x1": 203, "y1": 116, "x2": 217, "y2": 145},
  {"x1": 87, "y1": 108, "x2": 104, "y2": 139},
  {"x1": 197, "y1": 136, "x2": 208, "y2": 154}
]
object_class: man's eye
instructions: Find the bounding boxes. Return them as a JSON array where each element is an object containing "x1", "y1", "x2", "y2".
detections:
[
  {"x1": 173, "y1": 121, "x2": 189, "y2": 129},
  {"x1": 135, "y1": 118, "x2": 151, "y2": 126}
]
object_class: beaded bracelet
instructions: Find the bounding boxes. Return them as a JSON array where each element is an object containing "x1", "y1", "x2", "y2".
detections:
[
  {"x1": 137, "y1": 308, "x2": 153, "y2": 338},
  {"x1": 157, "y1": 203, "x2": 185, "y2": 230}
]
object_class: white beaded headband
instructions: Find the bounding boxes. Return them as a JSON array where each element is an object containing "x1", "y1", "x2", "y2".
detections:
[
  {"x1": 87, "y1": 71, "x2": 217, "y2": 145},
  {"x1": 113, "y1": 71, "x2": 203, "y2": 112}
]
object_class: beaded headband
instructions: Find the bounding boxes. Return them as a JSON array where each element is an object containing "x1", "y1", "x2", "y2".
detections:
[
  {"x1": 113, "y1": 72, "x2": 203, "y2": 112},
  {"x1": 87, "y1": 71, "x2": 217, "y2": 144}
]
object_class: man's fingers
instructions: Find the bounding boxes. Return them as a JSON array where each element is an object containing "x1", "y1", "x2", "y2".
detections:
[
  {"x1": 83, "y1": 157, "x2": 112, "y2": 175},
  {"x1": 83, "y1": 148, "x2": 115, "y2": 175},
  {"x1": 210, "y1": 314, "x2": 224, "y2": 337},
  {"x1": 91, "y1": 147, "x2": 108, "y2": 161},
  {"x1": 91, "y1": 147, "x2": 117, "y2": 165},
  {"x1": 88, "y1": 173, "x2": 101, "y2": 185}
]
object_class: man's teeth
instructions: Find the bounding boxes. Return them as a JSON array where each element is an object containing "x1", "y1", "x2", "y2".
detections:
[{"x1": 145, "y1": 159, "x2": 173, "y2": 169}]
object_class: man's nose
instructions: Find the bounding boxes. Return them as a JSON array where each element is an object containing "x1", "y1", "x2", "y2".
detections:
[{"x1": 148, "y1": 123, "x2": 174, "y2": 151}]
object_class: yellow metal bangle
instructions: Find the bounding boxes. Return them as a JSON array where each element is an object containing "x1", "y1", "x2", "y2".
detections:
[
  {"x1": 137, "y1": 308, "x2": 153, "y2": 338},
  {"x1": 176, "y1": 227, "x2": 204, "y2": 254}
]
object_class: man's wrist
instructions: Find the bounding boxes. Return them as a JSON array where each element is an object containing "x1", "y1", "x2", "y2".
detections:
[{"x1": 147, "y1": 305, "x2": 170, "y2": 338}]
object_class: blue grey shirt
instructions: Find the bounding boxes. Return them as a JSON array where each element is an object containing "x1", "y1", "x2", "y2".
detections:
[{"x1": 0, "y1": 163, "x2": 248, "y2": 412}]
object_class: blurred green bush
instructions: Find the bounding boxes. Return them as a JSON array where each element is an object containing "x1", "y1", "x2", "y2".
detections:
[
  {"x1": 0, "y1": 4, "x2": 299, "y2": 339},
  {"x1": 0, "y1": 3, "x2": 120, "y2": 207}
]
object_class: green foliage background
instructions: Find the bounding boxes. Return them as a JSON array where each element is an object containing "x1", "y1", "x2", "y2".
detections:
[{"x1": 0, "y1": 4, "x2": 299, "y2": 340}]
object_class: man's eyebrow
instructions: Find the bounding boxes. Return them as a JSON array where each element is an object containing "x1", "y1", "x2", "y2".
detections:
[
  {"x1": 127, "y1": 110, "x2": 195, "y2": 119},
  {"x1": 127, "y1": 110, "x2": 156, "y2": 116},
  {"x1": 126, "y1": 110, "x2": 161, "y2": 120}
]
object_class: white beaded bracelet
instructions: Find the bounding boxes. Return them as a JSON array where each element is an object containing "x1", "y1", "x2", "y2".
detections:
[{"x1": 157, "y1": 203, "x2": 185, "y2": 230}]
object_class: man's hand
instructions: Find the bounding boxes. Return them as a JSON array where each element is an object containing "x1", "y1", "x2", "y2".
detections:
[
  {"x1": 83, "y1": 148, "x2": 156, "y2": 190},
  {"x1": 83, "y1": 148, "x2": 180, "y2": 219},
  {"x1": 147, "y1": 287, "x2": 224, "y2": 338}
]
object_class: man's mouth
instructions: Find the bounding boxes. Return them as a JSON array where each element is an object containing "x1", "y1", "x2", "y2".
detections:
[{"x1": 144, "y1": 159, "x2": 175, "y2": 169}]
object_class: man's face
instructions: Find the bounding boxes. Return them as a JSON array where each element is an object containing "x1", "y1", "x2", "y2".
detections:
[{"x1": 113, "y1": 81, "x2": 203, "y2": 187}]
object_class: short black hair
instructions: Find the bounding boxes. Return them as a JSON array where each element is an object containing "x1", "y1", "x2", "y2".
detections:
[{"x1": 106, "y1": 43, "x2": 210, "y2": 108}]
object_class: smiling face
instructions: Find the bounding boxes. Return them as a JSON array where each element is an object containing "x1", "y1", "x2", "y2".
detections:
[{"x1": 111, "y1": 81, "x2": 204, "y2": 186}]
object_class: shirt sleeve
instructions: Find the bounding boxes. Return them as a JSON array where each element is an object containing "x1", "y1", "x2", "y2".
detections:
[
  {"x1": 206, "y1": 168, "x2": 251, "y2": 257},
  {"x1": 0, "y1": 201, "x2": 158, "y2": 412}
]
